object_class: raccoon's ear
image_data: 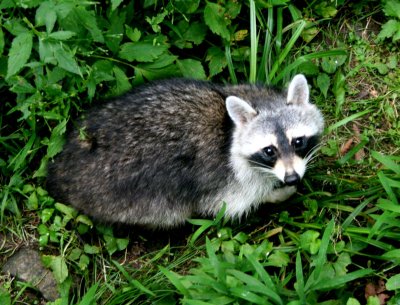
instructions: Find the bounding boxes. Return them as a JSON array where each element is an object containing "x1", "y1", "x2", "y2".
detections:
[
  {"x1": 287, "y1": 74, "x2": 309, "y2": 105},
  {"x1": 226, "y1": 96, "x2": 257, "y2": 126}
]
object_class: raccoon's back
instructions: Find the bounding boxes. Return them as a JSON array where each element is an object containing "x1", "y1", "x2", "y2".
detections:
[{"x1": 46, "y1": 79, "x2": 234, "y2": 226}]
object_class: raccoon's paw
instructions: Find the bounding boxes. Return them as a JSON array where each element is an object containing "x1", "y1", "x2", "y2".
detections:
[{"x1": 266, "y1": 186, "x2": 297, "y2": 203}]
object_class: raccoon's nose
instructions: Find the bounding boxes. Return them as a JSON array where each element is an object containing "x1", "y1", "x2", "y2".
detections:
[{"x1": 284, "y1": 173, "x2": 300, "y2": 186}]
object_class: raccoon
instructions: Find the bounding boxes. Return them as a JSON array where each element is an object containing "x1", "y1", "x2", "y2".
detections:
[{"x1": 46, "y1": 74, "x2": 324, "y2": 228}]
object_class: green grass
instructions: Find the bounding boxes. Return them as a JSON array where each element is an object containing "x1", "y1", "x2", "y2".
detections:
[{"x1": 1, "y1": 0, "x2": 400, "y2": 304}]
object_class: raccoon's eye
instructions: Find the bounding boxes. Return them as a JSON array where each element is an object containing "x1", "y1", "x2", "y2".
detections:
[
  {"x1": 292, "y1": 137, "x2": 306, "y2": 150},
  {"x1": 263, "y1": 146, "x2": 276, "y2": 157}
]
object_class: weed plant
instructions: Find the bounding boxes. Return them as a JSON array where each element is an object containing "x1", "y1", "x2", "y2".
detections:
[{"x1": 0, "y1": 0, "x2": 399, "y2": 304}]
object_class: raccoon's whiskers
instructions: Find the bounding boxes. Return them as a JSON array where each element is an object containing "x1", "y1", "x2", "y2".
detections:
[
  {"x1": 305, "y1": 145, "x2": 322, "y2": 163},
  {"x1": 304, "y1": 145, "x2": 322, "y2": 171},
  {"x1": 248, "y1": 160, "x2": 273, "y2": 171}
]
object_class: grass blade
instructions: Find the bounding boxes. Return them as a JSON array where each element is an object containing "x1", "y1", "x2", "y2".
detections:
[
  {"x1": 77, "y1": 283, "x2": 99, "y2": 305},
  {"x1": 225, "y1": 45, "x2": 237, "y2": 84},
  {"x1": 295, "y1": 251, "x2": 305, "y2": 302},
  {"x1": 159, "y1": 266, "x2": 189, "y2": 296},
  {"x1": 326, "y1": 109, "x2": 373, "y2": 134},
  {"x1": 337, "y1": 138, "x2": 369, "y2": 165},
  {"x1": 274, "y1": 50, "x2": 347, "y2": 84},
  {"x1": 312, "y1": 219, "x2": 334, "y2": 282},
  {"x1": 341, "y1": 195, "x2": 379, "y2": 231},
  {"x1": 230, "y1": 287, "x2": 273, "y2": 305},
  {"x1": 371, "y1": 151, "x2": 400, "y2": 175},
  {"x1": 112, "y1": 260, "x2": 155, "y2": 296},
  {"x1": 228, "y1": 269, "x2": 282, "y2": 304},
  {"x1": 249, "y1": 0, "x2": 257, "y2": 83},
  {"x1": 377, "y1": 171, "x2": 398, "y2": 204},
  {"x1": 268, "y1": 19, "x2": 306, "y2": 82},
  {"x1": 312, "y1": 269, "x2": 373, "y2": 290}
]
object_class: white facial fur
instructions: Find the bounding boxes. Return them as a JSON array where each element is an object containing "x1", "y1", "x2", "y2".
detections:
[
  {"x1": 226, "y1": 74, "x2": 320, "y2": 185},
  {"x1": 216, "y1": 74, "x2": 324, "y2": 217}
]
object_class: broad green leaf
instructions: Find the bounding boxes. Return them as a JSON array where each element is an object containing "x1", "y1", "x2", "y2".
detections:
[
  {"x1": 366, "y1": 296, "x2": 380, "y2": 305},
  {"x1": 111, "y1": 0, "x2": 123, "y2": 11},
  {"x1": 68, "y1": 248, "x2": 82, "y2": 261},
  {"x1": 112, "y1": 66, "x2": 131, "y2": 96},
  {"x1": 386, "y1": 273, "x2": 400, "y2": 290},
  {"x1": 27, "y1": 192, "x2": 38, "y2": 209},
  {"x1": 54, "y1": 2, "x2": 74, "y2": 19},
  {"x1": 317, "y1": 73, "x2": 330, "y2": 98},
  {"x1": 48, "y1": 31, "x2": 76, "y2": 40},
  {"x1": 381, "y1": 249, "x2": 400, "y2": 263},
  {"x1": 146, "y1": 10, "x2": 168, "y2": 33},
  {"x1": 55, "y1": 202, "x2": 78, "y2": 219},
  {"x1": 378, "y1": 20, "x2": 400, "y2": 41},
  {"x1": 78, "y1": 254, "x2": 90, "y2": 270},
  {"x1": 374, "y1": 62, "x2": 389, "y2": 75},
  {"x1": 75, "y1": 6, "x2": 104, "y2": 43},
  {"x1": 54, "y1": 46, "x2": 82, "y2": 76},
  {"x1": 268, "y1": 250, "x2": 290, "y2": 267},
  {"x1": 183, "y1": 22, "x2": 207, "y2": 45},
  {"x1": 332, "y1": 252, "x2": 351, "y2": 276},
  {"x1": 8, "y1": 76, "x2": 36, "y2": 94},
  {"x1": 321, "y1": 57, "x2": 338, "y2": 74},
  {"x1": 38, "y1": 40, "x2": 56, "y2": 63},
  {"x1": 139, "y1": 54, "x2": 177, "y2": 69},
  {"x1": 177, "y1": 59, "x2": 206, "y2": 79},
  {"x1": 83, "y1": 244, "x2": 100, "y2": 254},
  {"x1": 204, "y1": 2, "x2": 230, "y2": 41},
  {"x1": 76, "y1": 215, "x2": 93, "y2": 227},
  {"x1": 300, "y1": 230, "x2": 321, "y2": 255},
  {"x1": 42, "y1": 255, "x2": 69, "y2": 283},
  {"x1": 333, "y1": 71, "x2": 346, "y2": 116},
  {"x1": 36, "y1": 1, "x2": 57, "y2": 33},
  {"x1": 383, "y1": 0, "x2": 400, "y2": 18},
  {"x1": 105, "y1": 10, "x2": 126, "y2": 54},
  {"x1": 116, "y1": 237, "x2": 129, "y2": 251},
  {"x1": 40, "y1": 208, "x2": 54, "y2": 223},
  {"x1": 6, "y1": 32, "x2": 33, "y2": 78},
  {"x1": 225, "y1": 0, "x2": 241, "y2": 19},
  {"x1": 206, "y1": 46, "x2": 227, "y2": 77},
  {"x1": 47, "y1": 119, "x2": 67, "y2": 158},
  {"x1": 346, "y1": 298, "x2": 361, "y2": 305},
  {"x1": 0, "y1": 288, "x2": 11, "y2": 305},
  {"x1": 91, "y1": 60, "x2": 115, "y2": 83},
  {"x1": 298, "y1": 61, "x2": 319, "y2": 76},
  {"x1": 119, "y1": 41, "x2": 167, "y2": 62},
  {"x1": 125, "y1": 26, "x2": 141, "y2": 42},
  {"x1": 136, "y1": 64, "x2": 179, "y2": 81},
  {"x1": 174, "y1": 0, "x2": 200, "y2": 14},
  {"x1": 315, "y1": 3, "x2": 337, "y2": 18}
]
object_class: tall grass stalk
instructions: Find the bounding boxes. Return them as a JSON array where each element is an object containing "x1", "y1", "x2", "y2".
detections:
[{"x1": 249, "y1": 0, "x2": 257, "y2": 83}]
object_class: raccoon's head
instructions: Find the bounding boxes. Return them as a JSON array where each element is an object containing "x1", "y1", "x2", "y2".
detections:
[{"x1": 226, "y1": 74, "x2": 324, "y2": 188}]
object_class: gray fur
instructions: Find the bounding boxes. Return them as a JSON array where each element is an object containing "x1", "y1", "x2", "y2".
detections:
[{"x1": 47, "y1": 75, "x2": 324, "y2": 228}]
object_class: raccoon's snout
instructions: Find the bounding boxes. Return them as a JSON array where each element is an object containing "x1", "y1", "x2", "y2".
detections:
[{"x1": 284, "y1": 172, "x2": 300, "y2": 186}]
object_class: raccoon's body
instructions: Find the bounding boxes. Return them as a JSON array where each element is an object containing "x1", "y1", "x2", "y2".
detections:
[{"x1": 47, "y1": 75, "x2": 324, "y2": 228}]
